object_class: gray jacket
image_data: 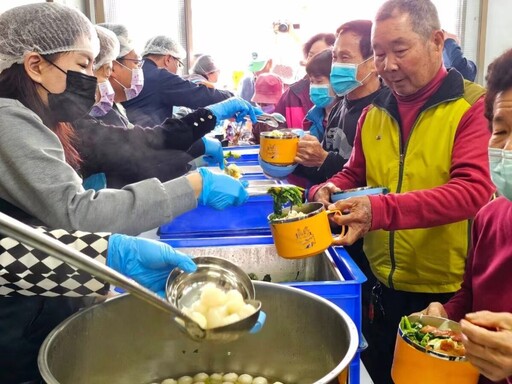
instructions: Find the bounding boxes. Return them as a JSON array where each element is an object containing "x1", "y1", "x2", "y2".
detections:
[{"x1": 0, "y1": 99, "x2": 197, "y2": 235}]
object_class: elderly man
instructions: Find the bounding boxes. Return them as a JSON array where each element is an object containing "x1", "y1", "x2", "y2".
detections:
[
  {"x1": 308, "y1": 0, "x2": 494, "y2": 382},
  {"x1": 99, "y1": 25, "x2": 233, "y2": 127}
]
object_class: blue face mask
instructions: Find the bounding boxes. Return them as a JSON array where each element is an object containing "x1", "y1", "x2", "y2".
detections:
[
  {"x1": 330, "y1": 57, "x2": 372, "y2": 97},
  {"x1": 489, "y1": 148, "x2": 512, "y2": 201},
  {"x1": 309, "y1": 84, "x2": 335, "y2": 108}
]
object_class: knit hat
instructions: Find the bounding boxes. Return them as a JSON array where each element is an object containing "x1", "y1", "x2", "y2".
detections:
[{"x1": 252, "y1": 73, "x2": 284, "y2": 104}]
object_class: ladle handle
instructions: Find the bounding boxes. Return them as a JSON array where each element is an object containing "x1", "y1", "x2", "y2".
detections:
[{"x1": 0, "y1": 212, "x2": 201, "y2": 335}]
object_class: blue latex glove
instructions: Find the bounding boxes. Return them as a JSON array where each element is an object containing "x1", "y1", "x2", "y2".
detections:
[
  {"x1": 202, "y1": 137, "x2": 224, "y2": 170},
  {"x1": 107, "y1": 234, "x2": 197, "y2": 296},
  {"x1": 207, "y1": 97, "x2": 263, "y2": 124},
  {"x1": 197, "y1": 167, "x2": 249, "y2": 209}
]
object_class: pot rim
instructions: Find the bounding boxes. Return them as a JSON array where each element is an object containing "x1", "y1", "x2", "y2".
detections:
[{"x1": 268, "y1": 202, "x2": 324, "y2": 224}]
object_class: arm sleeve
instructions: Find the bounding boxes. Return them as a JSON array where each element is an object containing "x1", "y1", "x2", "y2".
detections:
[
  {"x1": 77, "y1": 110, "x2": 216, "y2": 186},
  {"x1": 0, "y1": 227, "x2": 110, "y2": 297},
  {"x1": 443, "y1": 220, "x2": 477, "y2": 321},
  {"x1": 159, "y1": 72, "x2": 233, "y2": 110},
  {"x1": 443, "y1": 39, "x2": 478, "y2": 82},
  {"x1": 369, "y1": 98, "x2": 495, "y2": 231},
  {"x1": 293, "y1": 151, "x2": 347, "y2": 186},
  {"x1": 307, "y1": 110, "x2": 369, "y2": 200},
  {"x1": 0, "y1": 102, "x2": 197, "y2": 235}
]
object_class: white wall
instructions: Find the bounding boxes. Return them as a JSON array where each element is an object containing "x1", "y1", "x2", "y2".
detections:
[{"x1": 483, "y1": 0, "x2": 512, "y2": 81}]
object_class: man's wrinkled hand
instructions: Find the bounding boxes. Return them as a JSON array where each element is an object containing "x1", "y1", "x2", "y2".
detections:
[{"x1": 328, "y1": 196, "x2": 372, "y2": 245}]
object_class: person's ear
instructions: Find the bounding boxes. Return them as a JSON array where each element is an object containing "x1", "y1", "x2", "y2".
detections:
[
  {"x1": 432, "y1": 30, "x2": 445, "y2": 52},
  {"x1": 103, "y1": 64, "x2": 113, "y2": 79},
  {"x1": 23, "y1": 52, "x2": 47, "y2": 83},
  {"x1": 110, "y1": 61, "x2": 121, "y2": 80},
  {"x1": 164, "y1": 55, "x2": 174, "y2": 68}
]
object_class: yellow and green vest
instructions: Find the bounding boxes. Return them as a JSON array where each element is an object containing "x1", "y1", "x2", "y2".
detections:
[{"x1": 361, "y1": 77, "x2": 485, "y2": 293}]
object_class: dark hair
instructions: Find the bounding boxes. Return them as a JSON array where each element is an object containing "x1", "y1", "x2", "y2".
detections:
[
  {"x1": 336, "y1": 20, "x2": 373, "y2": 60},
  {"x1": 0, "y1": 55, "x2": 81, "y2": 169},
  {"x1": 484, "y1": 48, "x2": 512, "y2": 130},
  {"x1": 305, "y1": 49, "x2": 333, "y2": 78},
  {"x1": 302, "y1": 33, "x2": 336, "y2": 59},
  {"x1": 375, "y1": 0, "x2": 440, "y2": 41}
]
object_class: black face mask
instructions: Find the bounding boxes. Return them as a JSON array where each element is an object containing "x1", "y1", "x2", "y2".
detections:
[{"x1": 41, "y1": 60, "x2": 98, "y2": 122}]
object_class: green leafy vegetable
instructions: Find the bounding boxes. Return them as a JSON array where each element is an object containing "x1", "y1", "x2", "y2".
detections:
[{"x1": 267, "y1": 186, "x2": 305, "y2": 220}]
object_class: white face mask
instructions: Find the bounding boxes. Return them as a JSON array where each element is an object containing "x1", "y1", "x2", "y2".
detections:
[{"x1": 113, "y1": 62, "x2": 144, "y2": 100}]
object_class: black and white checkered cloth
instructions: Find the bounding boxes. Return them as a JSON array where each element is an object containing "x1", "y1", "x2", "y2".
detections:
[{"x1": 0, "y1": 227, "x2": 110, "y2": 297}]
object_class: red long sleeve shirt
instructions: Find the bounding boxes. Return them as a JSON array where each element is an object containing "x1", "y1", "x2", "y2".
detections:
[{"x1": 309, "y1": 69, "x2": 495, "y2": 231}]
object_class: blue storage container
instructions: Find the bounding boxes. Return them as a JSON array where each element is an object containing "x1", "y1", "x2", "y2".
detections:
[
  {"x1": 158, "y1": 197, "x2": 273, "y2": 240},
  {"x1": 158, "y1": 172, "x2": 280, "y2": 240},
  {"x1": 223, "y1": 145, "x2": 259, "y2": 162}
]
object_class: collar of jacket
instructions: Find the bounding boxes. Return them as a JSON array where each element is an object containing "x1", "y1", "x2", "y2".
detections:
[
  {"x1": 305, "y1": 105, "x2": 325, "y2": 124},
  {"x1": 373, "y1": 68, "x2": 465, "y2": 123}
]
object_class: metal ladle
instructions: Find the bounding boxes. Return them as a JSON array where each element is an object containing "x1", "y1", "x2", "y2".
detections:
[{"x1": 0, "y1": 212, "x2": 262, "y2": 342}]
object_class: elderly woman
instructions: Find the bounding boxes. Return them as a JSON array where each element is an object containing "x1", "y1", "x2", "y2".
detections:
[
  {"x1": 422, "y1": 48, "x2": 512, "y2": 384},
  {"x1": 0, "y1": 3, "x2": 251, "y2": 382}
]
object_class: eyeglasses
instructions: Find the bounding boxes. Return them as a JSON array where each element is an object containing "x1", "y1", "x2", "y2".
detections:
[
  {"x1": 117, "y1": 58, "x2": 145, "y2": 68},
  {"x1": 172, "y1": 56, "x2": 184, "y2": 68}
]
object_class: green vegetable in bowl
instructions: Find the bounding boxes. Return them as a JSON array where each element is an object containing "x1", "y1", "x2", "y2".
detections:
[
  {"x1": 267, "y1": 186, "x2": 304, "y2": 220},
  {"x1": 224, "y1": 151, "x2": 241, "y2": 160},
  {"x1": 399, "y1": 316, "x2": 466, "y2": 356}
]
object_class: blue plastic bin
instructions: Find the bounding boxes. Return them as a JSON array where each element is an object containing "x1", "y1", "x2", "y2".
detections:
[
  {"x1": 158, "y1": 196, "x2": 274, "y2": 240},
  {"x1": 223, "y1": 145, "x2": 259, "y2": 162}
]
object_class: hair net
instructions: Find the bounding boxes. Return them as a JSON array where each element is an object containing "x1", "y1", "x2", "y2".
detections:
[
  {"x1": 97, "y1": 23, "x2": 133, "y2": 58},
  {"x1": 191, "y1": 55, "x2": 219, "y2": 76},
  {"x1": 142, "y1": 35, "x2": 186, "y2": 59},
  {"x1": 0, "y1": 3, "x2": 99, "y2": 75},
  {"x1": 94, "y1": 25, "x2": 120, "y2": 70}
]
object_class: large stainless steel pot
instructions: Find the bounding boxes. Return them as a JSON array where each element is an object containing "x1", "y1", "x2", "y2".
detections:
[{"x1": 39, "y1": 281, "x2": 358, "y2": 384}]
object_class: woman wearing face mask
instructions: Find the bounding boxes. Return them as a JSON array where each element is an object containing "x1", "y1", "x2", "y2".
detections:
[
  {"x1": 74, "y1": 26, "x2": 259, "y2": 188},
  {"x1": 0, "y1": 4, "x2": 255, "y2": 381},
  {"x1": 304, "y1": 48, "x2": 338, "y2": 141},
  {"x1": 419, "y1": 49, "x2": 512, "y2": 384}
]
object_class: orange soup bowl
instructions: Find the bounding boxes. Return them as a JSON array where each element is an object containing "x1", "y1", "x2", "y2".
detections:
[
  {"x1": 392, "y1": 315, "x2": 480, "y2": 384},
  {"x1": 259, "y1": 129, "x2": 300, "y2": 166},
  {"x1": 268, "y1": 202, "x2": 346, "y2": 259}
]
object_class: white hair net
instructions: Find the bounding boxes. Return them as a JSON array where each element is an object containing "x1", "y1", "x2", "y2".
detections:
[
  {"x1": 97, "y1": 23, "x2": 133, "y2": 58},
  {"x1": 191, "y1": 55, "x2": 219, "y2": 76},
  {"x1": 0, "y1": 3, "x2": 99, "y2": 75},
  {"x1": 142, "y1": 35, "x2": 186, "y2": 59},
  {"x1": 94, "y1": 25, "x2": 120, "y2": 70}
]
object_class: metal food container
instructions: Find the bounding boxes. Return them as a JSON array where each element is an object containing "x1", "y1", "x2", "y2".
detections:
[
  {"x1": 392, "y1": 315, "x2": 479, "y2": 384},
  {"x1": 39, "y1": 282, "x2": 359, "y2": 384}
]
